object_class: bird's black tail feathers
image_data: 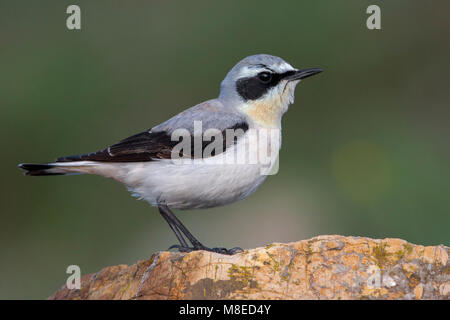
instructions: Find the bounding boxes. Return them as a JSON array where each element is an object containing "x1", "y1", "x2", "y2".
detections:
[{"x1": 18, "y1": 163, "x2": 69, "y2": 176}]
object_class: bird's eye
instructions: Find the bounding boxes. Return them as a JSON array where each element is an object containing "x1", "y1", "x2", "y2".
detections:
[{"x1": 257, "y1": 72, "x2": 272, "y2": 84}]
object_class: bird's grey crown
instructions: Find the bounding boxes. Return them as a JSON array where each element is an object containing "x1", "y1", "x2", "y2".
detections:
[{"x1": 226, "y1": 54, "x2": 292, "y2": 75}]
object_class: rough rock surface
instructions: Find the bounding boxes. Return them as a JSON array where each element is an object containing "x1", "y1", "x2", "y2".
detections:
[{"x1": 49, "y1": 235, "x2": 449, "y2": 300}]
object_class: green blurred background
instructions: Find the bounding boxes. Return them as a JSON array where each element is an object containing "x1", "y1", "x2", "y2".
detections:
[{"x1": 1, "y1": 1, "x2": 449, "y2": 299}]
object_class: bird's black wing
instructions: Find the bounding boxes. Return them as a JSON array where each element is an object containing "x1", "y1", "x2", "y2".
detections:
[
  {"x1": 56, "y1": 122, "x2": 249, "y2": 163},
  {"x1": 56, "y1": 130, "x2": 174, "y2": 162}
]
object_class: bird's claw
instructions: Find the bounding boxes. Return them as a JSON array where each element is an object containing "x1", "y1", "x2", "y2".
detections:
[
  {"x1": 212, "y1": 247, "x2": 244, "y2": 255},
  {"x1": 168, "y1": 244, "x2": 244, "y2": 255},
  {"x1": 168, "y1": 244, "x2": 194, "y2": 252}
]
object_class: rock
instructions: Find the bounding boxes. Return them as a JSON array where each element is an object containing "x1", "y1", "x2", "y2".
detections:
[{"x1": 49, "y1": 235, "x2": 449, "y2": 300}]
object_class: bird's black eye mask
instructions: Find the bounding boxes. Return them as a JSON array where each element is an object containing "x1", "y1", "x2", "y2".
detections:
[{"x1": 236, "y1": 70, "x2": 297, "y2": 101}]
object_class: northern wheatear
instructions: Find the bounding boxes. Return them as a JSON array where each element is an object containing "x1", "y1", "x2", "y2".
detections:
[{"x1": 19, "y1": 54, "x2": 322, "y2": 255}]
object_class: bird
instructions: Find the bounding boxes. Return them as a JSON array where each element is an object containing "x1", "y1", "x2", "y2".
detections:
[{"x1": 18, "y1": 54, "x2": 322, "y2": 255}]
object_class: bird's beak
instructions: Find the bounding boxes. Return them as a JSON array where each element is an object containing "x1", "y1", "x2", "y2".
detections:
[{"x1": 284, "y1": 68, "x2": 323, "y2": 81}]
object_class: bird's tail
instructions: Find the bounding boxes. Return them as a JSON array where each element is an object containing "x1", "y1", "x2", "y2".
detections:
[{"x1": 18, "y1": 162, "x2": 93, "y2": 176}]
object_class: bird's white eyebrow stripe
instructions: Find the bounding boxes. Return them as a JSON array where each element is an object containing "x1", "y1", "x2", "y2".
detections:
[
  {"x1": 239, "y1": 62, "x2": 295, "y2": 78},
  {"x1": 238, "y1": 66, "x2": 261, "y2": 78},
  {"x1": 249, "y1": 64, "x2": 275, "y2": 72},
  {"x1": 275, "y1": 62, "x2": 295, "y2": 73}
]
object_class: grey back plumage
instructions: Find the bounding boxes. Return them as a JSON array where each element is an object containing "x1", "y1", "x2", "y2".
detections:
[{"x1": 151, "y1": 99, "x2": 246, "y2": 134}]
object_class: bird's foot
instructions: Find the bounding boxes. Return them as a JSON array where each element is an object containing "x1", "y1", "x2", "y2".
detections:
[
  {"x1": 168, "y1": 244, "x2": 195, "y2": 253},
  {"x1": 168, "y1": 244, "x2": 243, "y2": 255},
  {"x1": 206, "y1": 246, "x2": 244, "y2": 255}
]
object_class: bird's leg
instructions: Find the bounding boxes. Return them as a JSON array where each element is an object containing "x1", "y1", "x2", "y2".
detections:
[
  {"x1": 158, "y1": 204, "x2": 204, "y2": 249},
  {"x1": 158, "y1": 204, "x2": 243, "y2": 255},
  {"x1": 158, "y1": 206, "x2": 189, "y2": 248}
]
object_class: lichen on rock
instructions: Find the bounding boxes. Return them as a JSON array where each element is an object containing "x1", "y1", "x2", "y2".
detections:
[{"x1": 49, "y1": 235, "x2": 449, "y2": 300}]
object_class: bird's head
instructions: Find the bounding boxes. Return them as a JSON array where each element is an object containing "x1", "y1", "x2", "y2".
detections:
[{"x1": 219, "y1": 54, "x2": 322, "y2": 127}]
